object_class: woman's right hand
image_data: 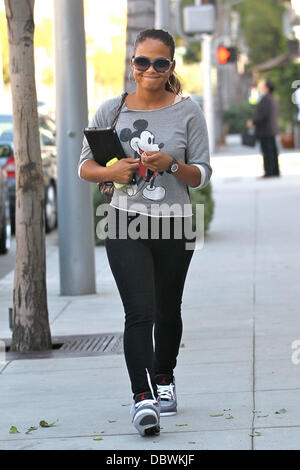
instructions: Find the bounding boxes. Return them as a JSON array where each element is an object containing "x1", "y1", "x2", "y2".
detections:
[{"x1": 107, "y1": 158, "x2": 140, "y2": 184}]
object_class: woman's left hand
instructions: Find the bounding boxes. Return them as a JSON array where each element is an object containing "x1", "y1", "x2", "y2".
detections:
[{"x1": 141, "y1": 151, "x2": 173, "y2": 173}]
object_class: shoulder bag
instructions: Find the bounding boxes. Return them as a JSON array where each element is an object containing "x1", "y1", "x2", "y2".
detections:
[{"x1": 97, "y1": 92, "x2": 128, "y2": 202}]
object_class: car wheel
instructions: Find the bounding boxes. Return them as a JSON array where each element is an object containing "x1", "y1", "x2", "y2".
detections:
[
  {"x1": 45, "y1": 183, "x2": 57, "y2": 233},
  {"x1": 0, "y1": 201, "x2": 11, "y2": 255}
]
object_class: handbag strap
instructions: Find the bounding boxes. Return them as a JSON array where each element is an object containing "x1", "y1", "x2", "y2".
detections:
[{"x1": 111, "y1": 92, "x2": 128, "y2": 128}]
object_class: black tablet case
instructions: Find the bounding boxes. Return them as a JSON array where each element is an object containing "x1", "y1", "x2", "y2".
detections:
[{"x1": 84, "y1": 127, "x2": 126, "y2": 166}]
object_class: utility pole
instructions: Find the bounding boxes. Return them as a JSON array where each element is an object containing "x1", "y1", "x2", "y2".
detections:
[
  {"x1": 54, "y1": 0, "x2": 96, "y2": 296},
  {"x1": 194, "y1": 0, "x2": 214, "y2": 153},
  {"x1": 155, "y1": 0, "x2": 171, "y2": 30},
  {"x1": 201, "y1": 32, "x2": 214, "y2": 153},
  {"x1": 176, "y1": 0, "x2": 215, "y2": 152}
]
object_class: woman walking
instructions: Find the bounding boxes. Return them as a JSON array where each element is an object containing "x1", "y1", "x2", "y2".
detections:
[{"x1": 78, "y1": 29, "x2": 212, "y2": 437}]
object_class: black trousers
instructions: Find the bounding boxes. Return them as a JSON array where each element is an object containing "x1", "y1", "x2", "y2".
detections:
[
  {"x1": 259, "y1": 136, "x2": 280, "y2": 176},
  {"x1": 104, "y1": 207, "x2": 195, "y2": 397}
]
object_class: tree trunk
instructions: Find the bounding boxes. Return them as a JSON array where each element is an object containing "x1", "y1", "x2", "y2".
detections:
[
  {"x1": 124, "y1": 0, "x2": 155, "y2": 93},
  {"x1": 4, "y1": 0, "x2": 52, "y2": 351}
]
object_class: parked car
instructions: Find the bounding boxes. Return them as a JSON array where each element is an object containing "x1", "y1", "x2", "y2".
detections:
[
  {"x1": 0, "y1": 165, "x2": 11, "y2": 254},
  {"x1": 0, "y1": 113, "x2": 56, "y2": 139},
  {"x1": 0, "y1": 113, "x2": 57, "y2": 234}
]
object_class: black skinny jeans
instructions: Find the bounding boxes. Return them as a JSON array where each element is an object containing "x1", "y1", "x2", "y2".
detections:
[{"x1": 104, "y1": 206, "x2": 195, "y2": 397}]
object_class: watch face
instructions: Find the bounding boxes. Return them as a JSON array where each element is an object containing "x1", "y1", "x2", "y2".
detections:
[{"x1": 171, "y1": 163, "x2": 179, "y2": 173}]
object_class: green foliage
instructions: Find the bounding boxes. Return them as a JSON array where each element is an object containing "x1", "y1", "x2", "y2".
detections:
[
  {"x1": 1, "y1": 14, "x2": 54, "y2": 86},
  {"x1": 264, "y1": 63, "x2": 300, "y2": 129},
  {"x1": 182, "y1": 42, "x2": 201, "y2": 65},
  {"x1": 41, "y1": 67, "x2": 54, "y2": 87},
  {"x1": 177, "y1": 63, "x2": 203, "y2": 95},
  {"x1": 174, "y1": 0, "x2": 202, "y2": 65},
  {"x1": 235, "y1": 0, "x2": 286, "y2": 67},
  {"x1": 223, "y1": 102, "x2": 256, "y2": 134},
  {"x1": 189, "y1": 183, "x2": 214, "y2": 233},
  {"x1": 34, "y1": 19, "x2": 53, "y2": 56},
  {"x1": 92, "y1": 182, "x2": 215, "y2": 246},
  {"x1": 93, "y1": 34, "x2": 126, "y2": 97},
  {"x1": 0, "y1": 12, "x2": 10, "y2": 84}
]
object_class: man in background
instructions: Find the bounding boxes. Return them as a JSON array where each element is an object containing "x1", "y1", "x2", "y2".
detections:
[{"x1": 248, "y1": 79, "x2": 280, "y2": 178}]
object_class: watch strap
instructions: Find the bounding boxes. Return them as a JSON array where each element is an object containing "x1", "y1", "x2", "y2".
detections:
[{"x1": 167, "y1": 157, "x2": 177, "y2": 174}]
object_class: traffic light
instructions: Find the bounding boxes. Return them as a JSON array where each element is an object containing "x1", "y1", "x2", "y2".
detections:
[
  {"x1": 201, "y1": 0, "x2": 218, "y2": 13},
  {"x1": 217, "y1": 46, "x2": 238, "y2": 64}
]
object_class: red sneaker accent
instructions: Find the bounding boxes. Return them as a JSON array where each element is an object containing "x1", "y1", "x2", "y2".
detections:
[
  {"x1": 134, "y1": 391, "x2": 153, "y2": 403},
  {"x1": 155, "y1": 374, "x2": 172, "y2": 385}
]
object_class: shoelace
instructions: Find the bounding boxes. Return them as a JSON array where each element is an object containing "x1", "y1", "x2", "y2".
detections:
[
  {"x1": 157, "y1": 384, "x2": 174, "y2": 401},
  {"x1": 131, "y1": 368, "x2": 159, "y2": 415}
]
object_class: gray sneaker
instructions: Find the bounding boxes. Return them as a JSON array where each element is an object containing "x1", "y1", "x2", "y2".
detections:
[
  {"x1": 132, "y1": 398, "x2": 161, "y2": 436},
  {"x1": 157, "y1": 378, "x2": 177, "y2": 416}
]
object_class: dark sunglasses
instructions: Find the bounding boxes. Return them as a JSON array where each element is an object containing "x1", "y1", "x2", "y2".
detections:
[{"x1": 132, "y1": 56, "x2": 174, "y2": 73}]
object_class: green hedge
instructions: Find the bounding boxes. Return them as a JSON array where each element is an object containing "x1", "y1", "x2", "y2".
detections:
[
  {"x1": 189, "y1": 182, "x2": 214, "y2": 233},
  {"x1": 223, "y1": 101, "x2": 256, "y2": 134},
  {"x1": 93, "y1": 182, "x2": 214, "y2": 245}
]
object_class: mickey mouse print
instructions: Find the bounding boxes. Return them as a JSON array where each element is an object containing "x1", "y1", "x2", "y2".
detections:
[{"x1": 120, "y1": 119, "x2": 166, "y2": 201}]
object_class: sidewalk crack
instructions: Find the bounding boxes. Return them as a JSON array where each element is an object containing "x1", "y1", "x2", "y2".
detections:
[
  {"x1": 251, "y1": 188, "x2": 258, "y2": 449},
  {"x1": 50, "y1": 300, "x2": 72, "y2": 324}
]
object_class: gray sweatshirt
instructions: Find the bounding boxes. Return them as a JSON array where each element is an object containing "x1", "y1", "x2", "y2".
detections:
[{"x1": 78, "y1": 95, "x2": 212, "y2": 217}]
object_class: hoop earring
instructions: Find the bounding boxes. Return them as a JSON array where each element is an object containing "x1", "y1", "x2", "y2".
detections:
[{"x1": 128, "y1": 70, "x2": 134, "y2": 82}]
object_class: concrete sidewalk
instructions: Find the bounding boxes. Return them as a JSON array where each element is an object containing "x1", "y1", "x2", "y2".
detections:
[{"x1": 0, "y1": 144, "x2": 300, "y2": 450}]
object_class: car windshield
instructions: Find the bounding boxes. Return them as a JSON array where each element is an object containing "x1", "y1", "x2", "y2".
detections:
[{"x1": 0, "y1": 116, "x2": 13, "y2": 142}]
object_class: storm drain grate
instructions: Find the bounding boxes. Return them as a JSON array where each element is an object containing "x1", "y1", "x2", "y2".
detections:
[
  {"x1": 4, "y1": 333, "x2": 124, "y2": 360},
  {"x1": 57, "y1": 333, "x2": 123, "y2": 354}
]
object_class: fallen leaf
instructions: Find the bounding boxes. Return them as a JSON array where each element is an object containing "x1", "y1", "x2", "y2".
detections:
[
  {"x1": 188, "y1": 441, "x2": 196, "y2": 444},
  {"x1": 25, "y1": 426, "x2": 38, "y2": 434},
  {"x1": 108, "y1": 420, "x2": 117, "y2": 423},
  {"x1": 39, "y1": 420, "x2": 58, "y2": 428},
  {"x1": 225, "y1": 414, "x2": 234, "y2": 419},
  {"x1": 210, "y1": 413, "x2": 224, "y2": 417},
  {"x1": 9, "y1": 426, "x2": 20, "y2": 434},
  {"x1": 93, "y1": 437, "x2": 103, "y2": 441},
  {"x1": 176, "y1": 423, "x2": 188, "y2": 427},
  {"x1": 275, "y1": 408, "x2": 287, "y2": 414},
  {"x1": 249, "y1": 431, "x2": 262, "y2": 437},
  {"x1": 180, "y1": 344, "x2": 185, "y2": 348},
  {"x1": 257, "y1": 414, "x2": 269, "y2": 418}
]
